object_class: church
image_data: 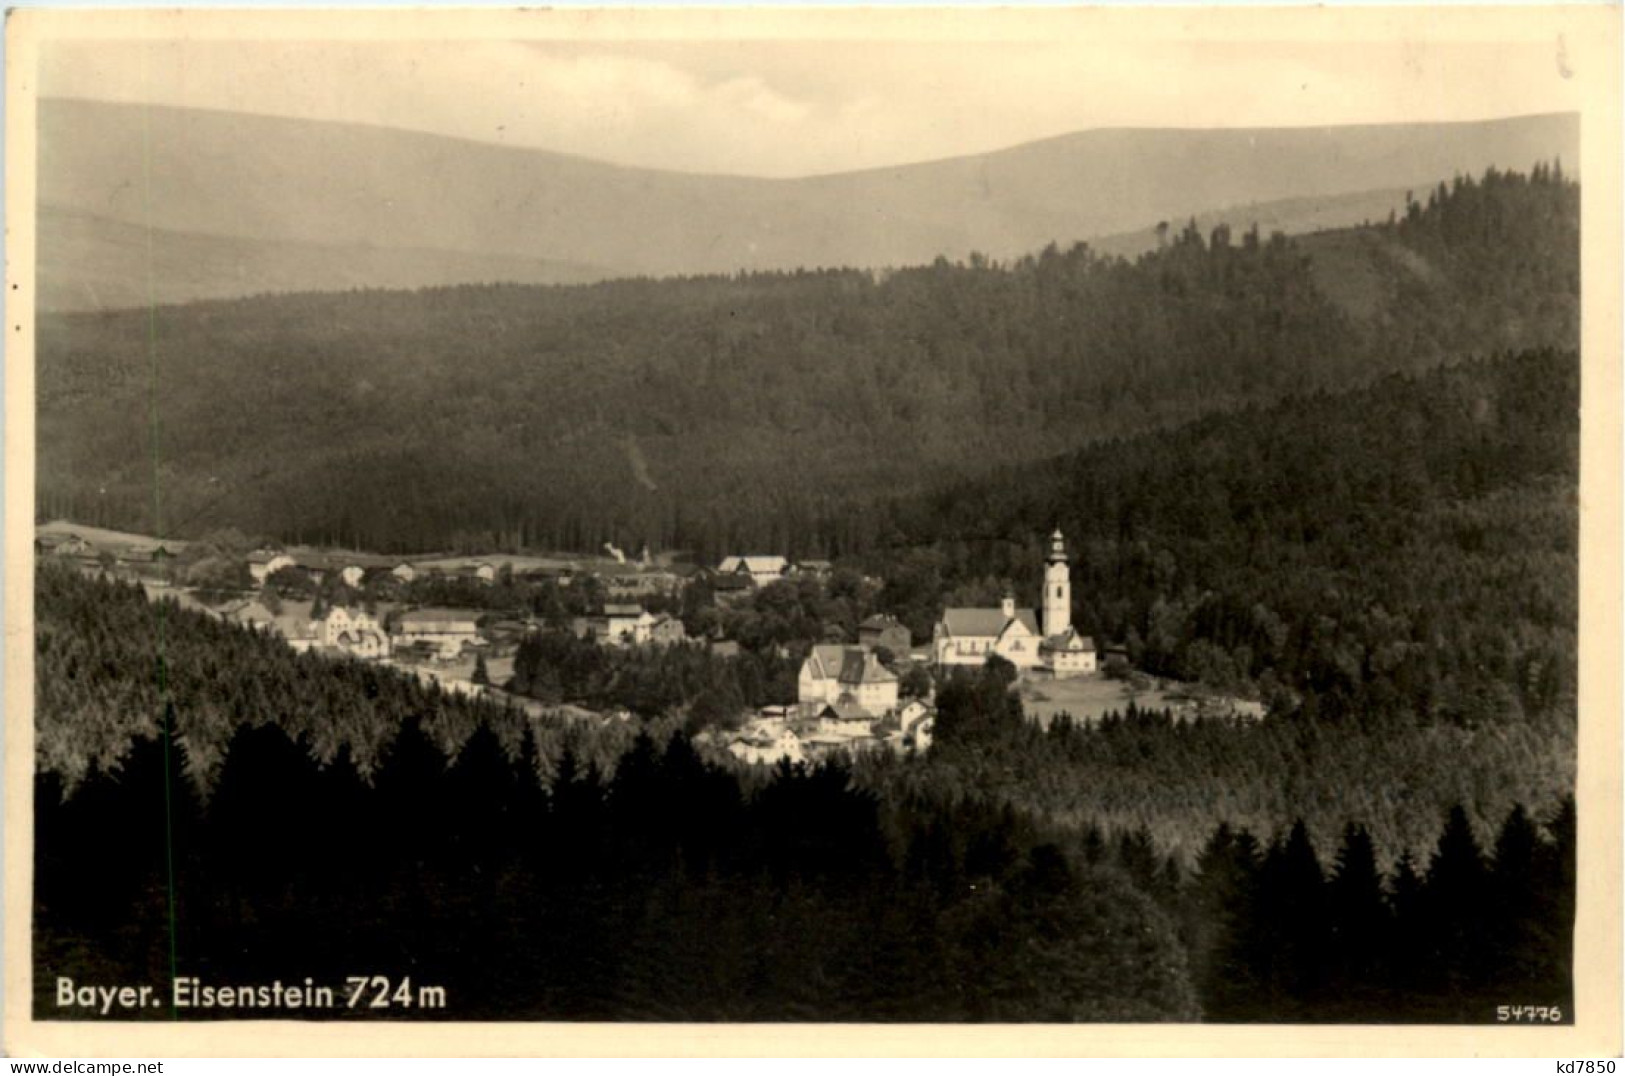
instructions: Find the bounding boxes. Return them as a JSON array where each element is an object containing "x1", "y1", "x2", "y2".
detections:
[{"x1": 931, "y1": 529, "x2": 1097, "y2": 678}]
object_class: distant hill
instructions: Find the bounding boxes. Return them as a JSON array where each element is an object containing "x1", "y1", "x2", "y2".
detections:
[
  {"x1": 37, "y1": 99, "x2": 1577, "y2": 310},
  {"x1": 37, "y1": 165, "x2": 1578, "y2": 558},
  {"x1": 37, "y1": 207, "x2": 608, "y2": 313}
]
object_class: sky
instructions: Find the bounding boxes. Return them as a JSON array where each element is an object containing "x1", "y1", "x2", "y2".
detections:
[{"x1": 37, "y1": 18, "x2": 1589, "y2": 177}]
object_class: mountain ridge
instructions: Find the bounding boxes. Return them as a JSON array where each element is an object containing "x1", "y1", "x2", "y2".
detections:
[{"x1": 39, "y1": 98, "x2": 1578, "y2": 309}]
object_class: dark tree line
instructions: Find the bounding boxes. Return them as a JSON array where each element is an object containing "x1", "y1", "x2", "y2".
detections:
[
  {"x1": 33, "y1": 564, "x2": 646, "y2": 796},
  {"x1": 1181, "y1": 801, "x2": 1574, "y2": 1023},
  {"x1": 35, "y1": 657, "x2": 1572, "y2": 1023},
  {"x1": 36, "y1": 716, "x2": 1201, "y2": 1022},
  {"x1": 508, "y1": 630, "x2": 798, "y2": 730},
  {"x1": 38, "y1": 165, "x2": 1576, "y2": 560}
]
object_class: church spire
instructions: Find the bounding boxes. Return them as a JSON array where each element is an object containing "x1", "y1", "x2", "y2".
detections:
[{"x1": 1043, "y1": 527, "x2": 1071, "y2": 638}]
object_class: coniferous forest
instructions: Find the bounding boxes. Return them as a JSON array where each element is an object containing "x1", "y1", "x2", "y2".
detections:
[
  {"x1": 37, "y1": 565, "x2": 1573, "y2": 1022},
  {"x1": 38, "y1": 166, "x2": 1575, "y2": 558}
]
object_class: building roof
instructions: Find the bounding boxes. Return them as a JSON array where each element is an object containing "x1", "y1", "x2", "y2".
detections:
[
  {"x1": 1041, "y1": 628, "x2": 1097, "y2": 653},
  {"x1": 711, "y1": 574, "x2": 754, "y2": 591},
  {"x1": 719, "y1": 555, "x2": 787, "y2": 575},
  {"x1": 940, "y1": 607, "x2": 1039, "y2": 639},
  {"x1": 397, "y1": 607, "x2": 481, "y2": 628},
  {"x1": 802, "y1": 644, "x2": 848, "y2": 681},
  {"x1": 222, "y1": 599, "x2": 278, "y2": 624},
  {"x1": 819, "y1": 700, "x2": 875, "y2": 722},
  {"x1": 278, "y1": 617, "x2": 320, "y2": 640},
  {"x1": 603, "y1": 603, "x2": 646, "y2": 618}
]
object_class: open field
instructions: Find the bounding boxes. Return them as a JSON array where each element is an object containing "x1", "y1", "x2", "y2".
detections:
[{"x1": 37, "y1": 519, "x2": 191, "y2": 553}]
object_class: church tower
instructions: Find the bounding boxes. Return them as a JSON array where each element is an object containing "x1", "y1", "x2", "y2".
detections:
[{"x1": 1042, "y1": 527, "x2": 1071, "y2": 638}]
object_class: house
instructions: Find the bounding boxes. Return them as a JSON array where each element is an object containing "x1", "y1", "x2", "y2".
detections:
[
  {"x1": 895, "y1": 698, "x2": 933, "y2": 735},
  {"x1": 794, "y1": 559, "x2": 834, "y2": 580},
  {"x1": 290, "y1": 553, "x2": 332, "y2": 584},
  {"x1": 280, "y1": 619, "x2": 322, "y2": 653},
  {"x1": 798, "y1": 644, "x2": 850, "y2": 705},
  {"x1": 648, "y1": 613, "x2": 688, "y2": 646},
  {"x1": 709, "y1": 573, "x2": 755, "y2": 606},
  {"x1": 485, "y1": 619, "x2": 533, "y2": 647},
  {"x1": 932, "y1": 529, "x2": 1097, "y2": 678},
  {"x1": 798, "y1": 645, "x2": 900, "y2": 714},
  {"x1": 336, "y1": 563, "x2": 367, "y2": 588},
  {"x1": 319, "y1": 605, "x2": 390, "y2": 659},
  {"x1": 717, "y1": 555, "x2": 788, "y2": 587},
  {"x1": 37, "y1": 532, "x2": 93, "y2": 557},
  {"x1": 905, "y1": 716, "x2": 935, "y2": 752},
  {"x1": 461, "y1": 562, "x2": 497, "y2": 584},
  {"x1": 601, "y1": 603, "x2": 657, "y2": 646},
  {"x1": 247, "y1": 550, "x2": 295, "y2": 584},
  {"x1": 391, "y1": 562, "x2": 418, "y2": 584},
  {"x1": 393, "y1": 607, "x2": 482, "y2": 658},
  {"x1": 817, "y1": 700, "x2": 878, "y2": 736},
  {"x1": 222, "y1": 599, "x2": 278, "y2": 631},
  {"x1": 122, "y1": 544, "x2": 174, "y2": 565},
  {"x1": 728, "y1": 727, "x2": 805, "y2": 766},
  {"x1": 604, "y1": 568, "x2": 683, "y2": 600},
  {"x1": 857, "y1": 614, "x2": 911, "y2": 655}
]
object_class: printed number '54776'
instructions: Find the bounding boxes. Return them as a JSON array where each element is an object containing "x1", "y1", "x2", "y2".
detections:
[{"x1": 1495, "y1": 1004, "x2": 1562, "y2": 1022}]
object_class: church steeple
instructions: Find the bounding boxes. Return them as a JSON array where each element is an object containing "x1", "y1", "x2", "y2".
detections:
[{"x1": 1042, "y1": 527, "x2": 1071, "y2": 638}]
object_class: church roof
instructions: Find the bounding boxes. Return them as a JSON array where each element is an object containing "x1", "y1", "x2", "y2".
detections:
[{"x1": 941, "y1": 607, "x2": 1039, "y2": 639}]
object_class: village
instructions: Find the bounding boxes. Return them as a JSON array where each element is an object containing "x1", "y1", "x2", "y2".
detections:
[{"x1": 36, "y1": 520, "x2": 1258, "y2": 764}]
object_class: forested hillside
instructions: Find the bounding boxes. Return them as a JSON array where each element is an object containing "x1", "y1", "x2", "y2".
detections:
[
  {"x1": 38, "y1": 165, "x2": 1576, "y2": 557},
  {"x1": 867, "y1": 346, "x2": 1577, "y2": 733},
  {"x1": 36, "y1": 569, "x2": 1572, "y2": 1022}
]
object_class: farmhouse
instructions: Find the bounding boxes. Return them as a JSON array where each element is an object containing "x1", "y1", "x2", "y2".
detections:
[{"x1": 933, "y1": 529, "x2": 1097, "y2": 678}]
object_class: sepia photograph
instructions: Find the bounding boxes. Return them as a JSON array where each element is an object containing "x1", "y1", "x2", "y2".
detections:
[{"x1": 3, "y1": 5, "x2": 1621, "y2": 1057}]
